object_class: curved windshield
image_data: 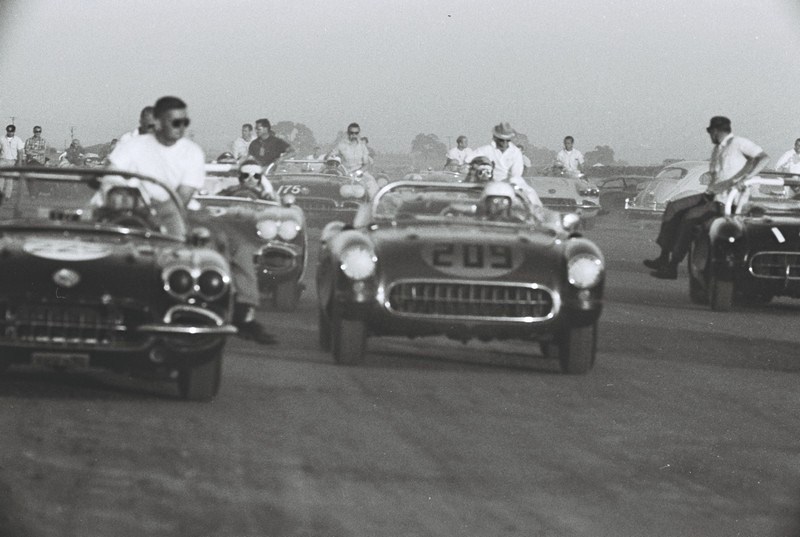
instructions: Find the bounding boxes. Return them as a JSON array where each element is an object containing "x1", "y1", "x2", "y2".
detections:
[
  {"x1": 0, "y1": 170, "x2": 186, "y2": 238},
  {"x1": 373, "y1": 184, "x2": 533, "y2": 224}
]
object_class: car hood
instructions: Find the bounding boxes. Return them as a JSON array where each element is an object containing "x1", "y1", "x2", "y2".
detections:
[
  {"x1": 368, "y1": 223, "x2": 566, "y2": 287},
  {"x1": 0, "y1": 231, "x2": 173, "y2": 302},
  {"x1": 269, "y1": 173, "x2": 364, "y2": 201}
]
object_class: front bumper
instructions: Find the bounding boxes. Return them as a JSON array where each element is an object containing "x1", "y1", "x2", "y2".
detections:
[{"x1": 254, "y1": 241, "x2": 305, "y2": 288}]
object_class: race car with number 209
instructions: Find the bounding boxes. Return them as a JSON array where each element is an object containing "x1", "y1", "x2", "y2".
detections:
[{"x1": 316, "y1": 181, "x2": 605, "y2": 373}]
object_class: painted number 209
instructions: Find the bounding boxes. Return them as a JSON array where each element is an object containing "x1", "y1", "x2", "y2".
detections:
[{"x1": 432, "y1": 244, "x2": 512, "y2": 269}]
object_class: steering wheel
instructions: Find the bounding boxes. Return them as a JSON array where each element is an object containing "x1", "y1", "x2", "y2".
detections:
[{"x1": 109, "y1": 213, "x2": 151, "y2": 229}]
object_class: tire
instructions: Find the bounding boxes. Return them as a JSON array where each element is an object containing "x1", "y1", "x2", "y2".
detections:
[
  {"x1": 687, "y1": 236, "x2": 709, "y2": 305},
  {"x1": 688, "y1": 273, "x2": 708, "y2": 305},
  {"x1": 557, "y1": 323, "x2": 597, "y2": 374},
  {"x1": 318, "y1": 306, "x2": 332, "y2": 351},
  {"x1": 709, "y1": 275, "x2": 734, "y2": 312},
  {"x1": 177, "y1": 349, "x2": 222, "y2": 401},
  {"x1": 273, "y1": 280, "x2": 300, "y2": 311},
  {"x1": 331, "y1": 304, "x2": 367, "y2": 365}
]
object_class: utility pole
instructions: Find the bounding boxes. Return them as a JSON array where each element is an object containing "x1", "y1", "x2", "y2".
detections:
[
  {"x1": 69, "y1": 126, "x2": 75, "y2": 141},
  {"x1": 9, "y1": 116, "x2": 15, "y2": 125}
]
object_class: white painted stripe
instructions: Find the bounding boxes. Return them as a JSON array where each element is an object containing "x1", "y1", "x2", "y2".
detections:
[{"x1": 771, "y1": 227, "x2": 786, "y2": 243}]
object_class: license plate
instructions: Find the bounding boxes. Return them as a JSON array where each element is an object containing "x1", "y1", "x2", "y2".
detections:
[{"x1": 31, "y1": 352, "x2": 90, "y2": 369}]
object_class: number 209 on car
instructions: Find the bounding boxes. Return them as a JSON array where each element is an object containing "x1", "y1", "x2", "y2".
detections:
[{"x1": 422, "y1": 243, "x2": 521, "y2": 277}]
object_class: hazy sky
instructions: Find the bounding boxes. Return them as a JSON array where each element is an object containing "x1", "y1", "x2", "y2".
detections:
[{"x1": 1, "y1": 0, "x2": 798, "y2": 164}]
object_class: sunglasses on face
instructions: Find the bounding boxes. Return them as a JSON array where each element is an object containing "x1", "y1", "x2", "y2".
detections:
[
  {"x1": 170, "y1": 118, "x2": 191, "y2": 128},
  {"x1": 239, "y1": 172, "x2": 262, "y2": 181},
  {"x1": 348, "y1": 131, "x2": 360, "y2": 135},
  {"x1": 34, "y1": 130, "x2": 42, "y2": 134}
]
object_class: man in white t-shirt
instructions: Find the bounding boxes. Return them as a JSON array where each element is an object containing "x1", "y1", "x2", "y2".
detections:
[
  {"x1": 554, "y1": 136, "x2": 584, "y2": 177},
  {"x1": 775, "y1": 138, "x2": 800, "y2": 174},
  {"x1": 0, "y1": 124, "x2": 25, "y2": 167},
  {"x1": 109, "y1": 96, "x2": 275, "y2": 344},
  {"x1": 118, "y1": 106, "x2": 156, "y2": 145},
  {"x1": 444, "y1": 135, "x2": 473, "y2": 170},
  {"x1": 232, "y1": 123, "x2": 255, "y2": 160}
]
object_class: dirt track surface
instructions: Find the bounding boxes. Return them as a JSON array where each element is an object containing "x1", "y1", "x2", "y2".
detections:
[{"x1": 2, "y1": 212, "x2": 799, "y2": 537}]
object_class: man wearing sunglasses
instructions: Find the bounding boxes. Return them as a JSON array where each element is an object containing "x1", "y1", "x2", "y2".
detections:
[
  {"x1": 219, "y1": 158, "x2": 275, "y2": 200},
  {"x1": 118, "y1": 106, "x2": 157, "y2": 145},
  {"x1": 24, "y1": 126, "x2": 48, "y2": 166},
  {"x1": 333, "y1": 122, "x2": 378, "y2": 197}
]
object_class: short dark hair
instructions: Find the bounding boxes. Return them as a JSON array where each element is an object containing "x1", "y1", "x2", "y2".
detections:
[
  {"x1": 5, "y1": 124, "x2": 15, "y2": 132},
  {"x1": 243, "y1": 123, "x2": 253, "y2": 130},
  {"x1": 361, "y1": 136, "x2": 369, "y2": 143},
  {"x1": 153, "y1": 96, "x2": 186, "y2": 119},
  {"x1": 564, "y1": 136, "x2": 574, "y2": 143},
  {"x1": 795, "y1": 138, "x2": 800, "y2": 145},
  {"x1": 33, "y1": 125, "x2": 42, "y2": 132},
  {"x1": 456, "y1": 135, "x2": 467, "y2": 144},
  {"x1": 140, "y1": 106, "x2": 155, "y2": 118},
  {"x1": 255, "y1": 118, "x2": 271, "y2": 130},
  {"x1": 347, "y1": 122, "x2": 360, "y2": 132}
]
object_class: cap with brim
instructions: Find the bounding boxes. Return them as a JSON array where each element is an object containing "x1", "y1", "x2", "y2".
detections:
[{"x1": 492, "y1": 122, "x2": 515, "y2": 140}]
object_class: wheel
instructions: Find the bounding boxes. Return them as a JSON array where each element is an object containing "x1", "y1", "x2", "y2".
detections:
[
  {"x1": 557, "y1": 323, "x2": 597, "y2": 374},
  {"x1": 331, "y1": 304, "x2": 367, "y2": 365},
  {"x1": 688, "y1": 272, "x2": 708, "y2": 305},
  {"x1": 273, "y1": 280, "x2": 300, "y2": 311},
  {"x1": 709, "y1": 274, "x2": 734, "y2": 311},
  {"x1": 177, "y1": 349, "x2": 222, "y2": 401},
  {"x1": 318, "y1": 305, "x2": 331, "y2": 351}
]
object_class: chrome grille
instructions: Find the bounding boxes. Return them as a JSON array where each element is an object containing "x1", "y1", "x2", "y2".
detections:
[
  {"x1": 749, "y1": 252, "x2": 800, "y2": 279},
  {"x1": 0, "y1": 302, "x2": 146, "y2": 347},
  {"x1": 295, "y1": 198, "x2": 336, "y2": 212},
  {"x1": 540, "y1": 197, "x2": 578, "y2": 209},
  {"x1": 387, "y1": 280, "x2": 556, "y2": 321}
]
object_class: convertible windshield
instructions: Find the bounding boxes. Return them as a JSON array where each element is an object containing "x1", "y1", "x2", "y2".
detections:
[
  {"x1": 268, "y1": 160, "x2": 325, "y2": 175},
  {"x1": 737, "y1": 173, "x2": 800, "y2": 215},
  {"x1": 0, "y1": 170, "x2": 186, "y2": 238},
  {"x1": 373, "y1": 183, "x2": 533, "y2": 224}
]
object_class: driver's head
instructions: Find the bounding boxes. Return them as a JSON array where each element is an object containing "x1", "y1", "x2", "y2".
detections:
[
  {"x1": 238, "y1": 158, "x2": 264, "y2": 189},
  {"x1": 325, "y1": 154, "x2": 341, "y2": 167},
  {"x1": 106, "y1": 186, "x2": 138, "y2": 211},
  {"x1": 481, "y1": 181, "x2": 515, "y2": 220},
  {"x1": 467, "y1": 156, "x2": 494, "y2": 183}
]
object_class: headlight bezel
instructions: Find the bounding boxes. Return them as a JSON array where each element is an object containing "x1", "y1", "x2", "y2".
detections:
[
  {"x1": 340, "y1": 245, "x2": 377, "y2": 280},
  {"x1": 567, "y1": 254, "x2": 604, "y2": 289}
]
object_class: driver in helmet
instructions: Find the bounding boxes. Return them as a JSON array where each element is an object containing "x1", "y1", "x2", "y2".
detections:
[
  {"x1": 321, "y1": 154, "x2": 345, "y2": 176},
  {"x1": 218, "y1": 159, "x2": 275, "y2": 200},
  {"x1": 465, "y1": 156, "x2": 495, "y2": 183},
  {"x1": 479, "y1": 181, "x2": 518, "y2": 221}
]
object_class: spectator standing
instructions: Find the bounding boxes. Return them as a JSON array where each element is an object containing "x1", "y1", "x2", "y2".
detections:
[
  {"x1": 0, "y1": 124, "x2": 25, "y2": 167},
  {"x1": 645, "y1": 116, "x2": 769, "y2": 279},
  {"x1": 554, "y1": 136, "x2": 584, "y2": 177},
  {"x1": 232, "y1": 123, "x2": 255, "y2": 160},
  {"x1": 118, "y1": 106, "x2": 157, "y2": 145},
  {"x1": 65, "y1": 139, "x2": 84, "y2": 166},
  {"x1": 248, "y1": 118, "x2": 293, "y2": 167},
  {"x1": 775, "y1": 138, "x2": 800, "y2": 174},
  {"x1": 472, "y1": 122, "x2": 524, "y2": 181},
  {"x1": 334, "y1": 123, "x2": 372, "y2": 173},
  {"x1": 444, "y1": 135, "x2": 473, "y2": 169},
  {"x1": 24, "y1": 126, "x2": 48, "y2": 165}
]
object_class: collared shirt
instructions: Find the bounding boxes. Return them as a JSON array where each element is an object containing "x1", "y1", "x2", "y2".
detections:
[
  {"x1": 0, "y1": 135, "x2": 25, "y2": 161},
  {"x1": 24, "y1": 136, "x2": 48, "y2": 164},
  {"x1": 472, "y1": 141, "x2": 524, "y2": 181},
  {"x1": 709, "y1": 133, "x2": 764, "y2": 184},
  {"x1": 248, "y1": 135, "x2": 290, "y2": 167},
  {"x1": 232, "y1": 136, "x2": 255, "y2": 159},
  {"x1": 555, "y1": 149, "x2": 584, "y2": 172},
  {"x1": 335, "y1": 140, "x2": 371, "y2": 173},
  {"x1": 445, "y1": 147, "x2": 474, "y2": 166},
  {"x1": 774, "y1": 149, "x2": 800, "y2": 174}
]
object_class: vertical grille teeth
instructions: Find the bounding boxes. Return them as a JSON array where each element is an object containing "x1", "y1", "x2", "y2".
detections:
[
  {"x1": 295, "y1": 198, "x2": 336, "y2": 212},
  {"x1": 750, "y1": 252, "x2": 800, "y2": 279},
  {"x1": 388, "y1": 281, "x2": 554, "y2": 320}
]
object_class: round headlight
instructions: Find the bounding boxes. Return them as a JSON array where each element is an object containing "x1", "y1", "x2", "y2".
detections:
[
  {"x1": 257, "y1": 220, "x2": 278, "y2": 239},
  {"x1": 197, "y1": 269, "x2": 228, "y2": 301},
  {"x1": 278, "y1": 220, "x2": 300, "y2": 241},
  {"x1": 340, "y1": 184, "x2": 354, "y2": 198},
  {"x1": 340, "y1": 246, "x2": 376, "y2": 280},
  {"x1": 351, "y1": 184, "x2": 366, "y2": 198},
  {"x1": 567, "y1": 254, "x2": 603, "y2": 289},
  {"x1": 165, "y1": 268, "x2": 193, "y2": 297}
]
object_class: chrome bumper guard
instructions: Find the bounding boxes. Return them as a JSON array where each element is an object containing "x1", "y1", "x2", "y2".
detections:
[{"x1": 137, "y1": 305, "x2": 237, "y2": 335}]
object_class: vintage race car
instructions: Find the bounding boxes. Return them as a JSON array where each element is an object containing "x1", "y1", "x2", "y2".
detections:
[
  {"x1": 595, "y1": 175, "x2": 654, "y2": 211},
  {"x1": 0, "y1": 167, "x2": 238, "y2": 400},
  {"x1": 524, "y1": 175, "x2": 602, "y2": 224},
  {"x1": 192, "y1": 194, "x2": 306, "y2": 310},
  {"x1": 266, "y1": 159, "x2": 369, "y2": 226},
  {"x1": 688, "y1": 173, "x2": 800, "y2": 310},
  {"x1": 316, "y1": 181, "x2": 605, "y2": 373},
  {"x1": 625, "y1": 160, "x2": 711, "y2": 218}
]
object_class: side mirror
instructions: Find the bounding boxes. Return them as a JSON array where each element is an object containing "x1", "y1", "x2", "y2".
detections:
[
  {"x1": 189, "y1": 226, "x2": 212, "y2": 247},
  {"x1": 282, "y1": 193, "x2": 296, "y2": 207}
]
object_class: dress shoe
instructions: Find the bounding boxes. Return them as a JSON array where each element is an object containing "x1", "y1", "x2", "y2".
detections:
[
  {"x1": 650, "y1": 265, "x2": 678, "y2": 280},
  {"x1": 236, "y1": 320, "x2": 278, "y2": 345},
  {"x1": 643, "y1": 258, "x2": 668, "y2": 270}
]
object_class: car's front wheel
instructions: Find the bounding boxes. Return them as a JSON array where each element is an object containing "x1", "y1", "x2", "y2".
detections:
[
  {"x1": 331, "y1": 304, "x2": 366, "y2": 365},
  {"x1": 273, "y1": 280, "x2": 300, "y2": 311},
  {"x1": 177, "y1": 349, "x2": 222, "y2": 401},
  {"x1": 557, "y1": 323, "x2": 596, "y2": 374},
  {"x1": 318, "y1": 305, "x2": 332, "y2": 351}
]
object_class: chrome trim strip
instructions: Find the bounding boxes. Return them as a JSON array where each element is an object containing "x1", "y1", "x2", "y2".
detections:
[{"x1": 383, "y1": 278, "x2": 560, "y2": 322}]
